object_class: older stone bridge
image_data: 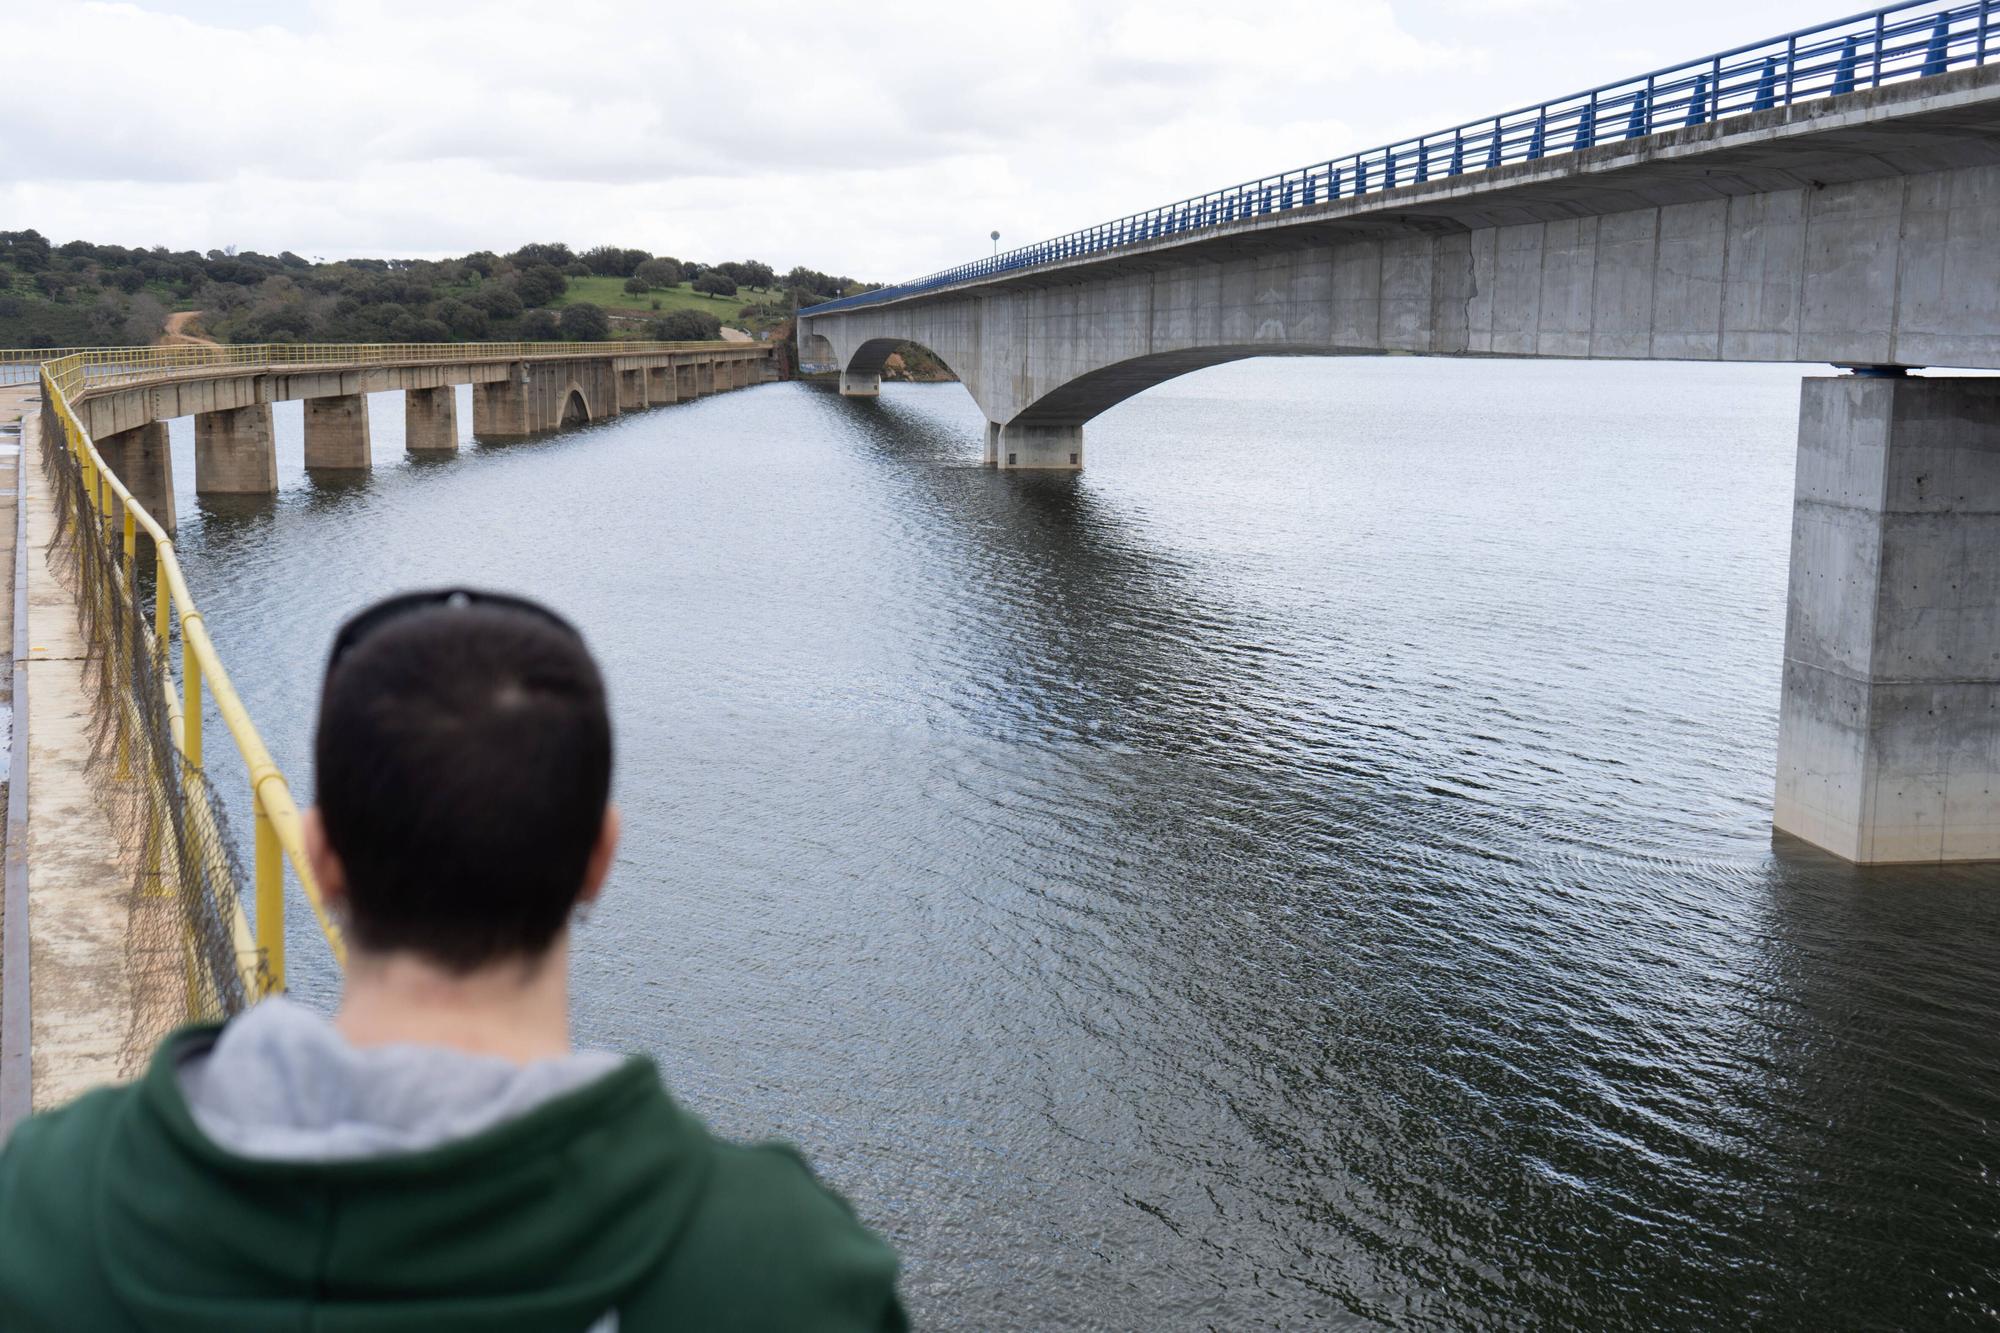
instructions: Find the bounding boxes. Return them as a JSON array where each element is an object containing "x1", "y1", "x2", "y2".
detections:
[{"x1": 78, "y1": 341, "x2": 776, "y2": 534}]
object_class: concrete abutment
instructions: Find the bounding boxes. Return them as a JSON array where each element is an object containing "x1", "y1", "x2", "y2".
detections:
[
  {"x1": 839, "y1": 370, "x2": 880, "y2": 398},
  {"x1": 193, "y1": 403, "x2": 277, "y2": 494},
  {"x1": 473, "y1": 374, "x2": 530, "y2": 439},
  {"x1": 302, "y1": 394, "x2": 370, "y2": 470},
  {"x1": 404, "y1": 386, "x2": 458, "y2": 452},
  {"x1": 1775, "y1": 374, "x2": 2000, "y2": 863},
  {"x1": 95, "y1": 421, "x2": 175, "y2": 535},
  {"x1": 998, "y1": 422, "x2": 1084, "y2": 471}
]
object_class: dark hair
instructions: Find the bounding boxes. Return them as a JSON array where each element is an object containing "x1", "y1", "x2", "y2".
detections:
[{"x1": 314, "y1": 593, "x2": 613, "y2": 971}]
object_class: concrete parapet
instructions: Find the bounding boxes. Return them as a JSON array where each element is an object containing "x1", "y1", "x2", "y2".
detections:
[
  {"x1": 1775, "y1": 374, "x2": 2000, "y2": 862},
  {"x1": 404, "y1": 386, "x2": 458, "y2": 452},
  {"x1": 95, "y1": 421, "x2": 175, "y2": 535},
  {"x1": 302, "y1": 393, "x2": 370, "y2": 471},
  {"x1": 998, "y1": 422, "x2": 1083, "y2": 471},
  {"x1": 193, "y1": 403, "x2": 277, "y2": 494}
]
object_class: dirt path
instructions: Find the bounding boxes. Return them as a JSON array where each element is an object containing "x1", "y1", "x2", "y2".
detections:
[{"x1": 159, "y1": 310, "x2": 216, "y2": 346}]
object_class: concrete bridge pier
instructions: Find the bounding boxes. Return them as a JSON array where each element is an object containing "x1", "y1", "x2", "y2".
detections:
[
  {"x1": 997, "y1": 422, "x2": 1083, "y2": 471},
  {"x1": 404, "y1": 387, "x2": 458, "y2": 452},
  {"x1": 302, "y1": 394, "x2": 370, "y2": 470},
  {"x1": 619, "y1": 369, "x2": 646, "y2": 412},
  {"x1": 193, "y1": 404, "x2": 277, "y2": 494},
  {"x1": 676, "y1": 364, "x2": 696, "y2": 399},
  {"x1": 473, "y1": 374, "x2": 530, "y2": 439},
  {"x1": 1775, "y1": 374, "x2": 2000, "y2": 863},
  {"x1": 983, "y1": 422, "x2": 1001, "y2": 466},
  {"x1": 648, "y1": 366, "x2": 676, "y2": 405},
  {"x1": 95, "y1": 421, "x2": 175, "y2": 535},
  {"x1": 839, "y1": 369, "x2": 879, "y2": 398}
]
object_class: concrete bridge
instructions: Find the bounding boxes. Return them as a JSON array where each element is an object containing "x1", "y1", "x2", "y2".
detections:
[
  {"x1": 799, "y1": 3, "x2": 2000, "y2": 866},
  {"x1": 75, "y1": 341, "x2": 776, "y2": 534}
]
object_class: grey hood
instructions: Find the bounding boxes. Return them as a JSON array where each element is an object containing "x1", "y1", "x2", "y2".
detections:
[{"x1": 175, "y1": 995, "x2": 625, "y2": 1162}]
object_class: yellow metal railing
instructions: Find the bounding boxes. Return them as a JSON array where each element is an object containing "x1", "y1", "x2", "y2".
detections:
[{"x1": 31, "y1": 338, "x2": 760, "y2": 1004}]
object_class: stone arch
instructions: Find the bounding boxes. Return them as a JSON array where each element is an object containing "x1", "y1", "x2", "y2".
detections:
[{"x1": 560, "y1": 385, "x2": 591, "y2": 426}]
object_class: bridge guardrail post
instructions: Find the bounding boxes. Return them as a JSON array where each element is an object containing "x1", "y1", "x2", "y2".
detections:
[{"x1": 255, "y1": 791, "x2": 283, "y2": 994}]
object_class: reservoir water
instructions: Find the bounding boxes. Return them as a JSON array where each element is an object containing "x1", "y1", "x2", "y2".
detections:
[{"x1": 164, "y1": 359, "x2": 1999, "y2": 1330}]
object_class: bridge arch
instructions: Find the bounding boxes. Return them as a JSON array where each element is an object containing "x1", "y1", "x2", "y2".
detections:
[
  {"x1": 837, "y1": 336, "x2": 961, "y2": 401},
  {"x1": 559, "y1": 384, "x2": 591, "y2": 426},
  {"x1": 1010, "y1": 346, "x2": 1332, "y2": 427}
]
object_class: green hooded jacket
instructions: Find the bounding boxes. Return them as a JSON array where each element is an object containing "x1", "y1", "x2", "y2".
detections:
[{"x1": 0, "y1": 1022, "x2": 907, "y2": 1331}]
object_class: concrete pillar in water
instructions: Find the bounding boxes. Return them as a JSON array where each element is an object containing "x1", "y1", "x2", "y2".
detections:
[
  {"x1": 303, "y1": 393, "x2": 371, "y2": 470},
  {"x1": 648, "y1": 366, "x2": 676, "y2": 405},
  {"x1": 473, "y1": 372, "x2": 530, "y2": 438},
  {"x1": 983, "y1": 421, "x2": 1001, "y2": 467},
  {"x1": 997, "y1": 422, "x2": 1083, "y2": 471},
  {"x1": 405, "y1": 386, "x2": 458, "y2": 452},
  {"x1": 193, "y1": 403, "x2": 277, "y2": 494},
  {"x1": 839, "y1": 369, "x2": 880, "y2": 398},
  {"x1": 698, "y1": 362, "x2": 715, "y2": 396},
  {"x1": 619, "y1": 368, "x2": 646, "y2": 412},
  {"x1": 676, "y1": 364, "x2": 697, "y2": 399},
  {"x1": 1775, "y1": 374, "x2": 2000, "y2": 863},
  {"x1": 96, "y1": 420, "x2": 176, "y2": 535}
]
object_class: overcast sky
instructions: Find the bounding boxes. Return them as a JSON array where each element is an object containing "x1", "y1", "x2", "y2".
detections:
[{"x1": 3, "y1": 0, "x2": 1845, "y2": 282}]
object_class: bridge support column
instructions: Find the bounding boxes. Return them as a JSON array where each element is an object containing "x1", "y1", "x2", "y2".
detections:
[
  {"x1": 96, "y1": 421, "x2": 175, "y2": 535},
  {"x1": 303, "y1": 393, "x2": 371, "y2": 470},
  {"x1": 983, "y1": 422, "x2": 1001, "y2": 466},
  {"x1": 998, "y1": 422, "x2": 1083, "y2": 471},
  {"x1": 193, "y1": 403, "x2": 277, "y2": 494},
  {"x1": 676, "y1": 364, "x2": 696, "y2": 399},
  {"x1": 648, "y1": 366, "x2": 676, "y2": 405},
  {"x1": 473, "y1": 373, "x2": 530, "y2": 439},
  {"x1": 839, "y1": 369, "x2": 879, "y2": 398},
  {"x1": 618, "y1": 368, "x2": 646, "y2": 412},
  {"x1": 1775, "y1": 374, "x2": 2000, "y2": 863},
  {"x1": 698, "y1": 363, "x2": 715, "y2": 396},
  {"x1": 404, "y1": 386, "x2": 458, "y2": 452}
]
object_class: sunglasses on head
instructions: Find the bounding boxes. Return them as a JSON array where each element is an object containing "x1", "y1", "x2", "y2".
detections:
[{"x1": 327, "y1": 589, "x2": 582, "y2": 674}]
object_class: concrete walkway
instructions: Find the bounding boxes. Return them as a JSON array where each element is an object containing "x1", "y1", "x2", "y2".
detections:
[{"x1": 0, "y1": 392, "x2": 157, "y2": 1115}]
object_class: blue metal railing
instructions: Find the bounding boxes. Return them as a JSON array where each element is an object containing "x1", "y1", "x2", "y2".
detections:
[{"x1": 803, "y1": 0, "x2": 1997, "y2": 317}]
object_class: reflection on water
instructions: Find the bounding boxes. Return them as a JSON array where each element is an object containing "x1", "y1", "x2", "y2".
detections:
[{"x1": 167, "y1": 362, "x2": 2000, "y2": 1329}]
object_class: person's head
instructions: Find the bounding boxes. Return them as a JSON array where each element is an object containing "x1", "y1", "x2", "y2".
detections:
[{"x1": 307, "y1": 589, "x2": 617, "y2": 976}]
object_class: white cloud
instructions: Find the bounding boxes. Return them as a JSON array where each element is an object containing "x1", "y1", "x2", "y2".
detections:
[{"x1": 0, "y1": 0, "x2": 1846, "y2": 280}]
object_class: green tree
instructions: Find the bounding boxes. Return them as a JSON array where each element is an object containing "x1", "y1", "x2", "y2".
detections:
[
  {"x1": 520, "y1": 308, "x2": 561, "y2": 339},
  {"x1": 557, "y1": 303, "x2": 609, "y2": 340},
  {"x1": 633, "y1": 257, "x2": 678, "y2": 289},
  {"x1": 647, "y1": 309, "x2": 721, "y2": 341}
]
